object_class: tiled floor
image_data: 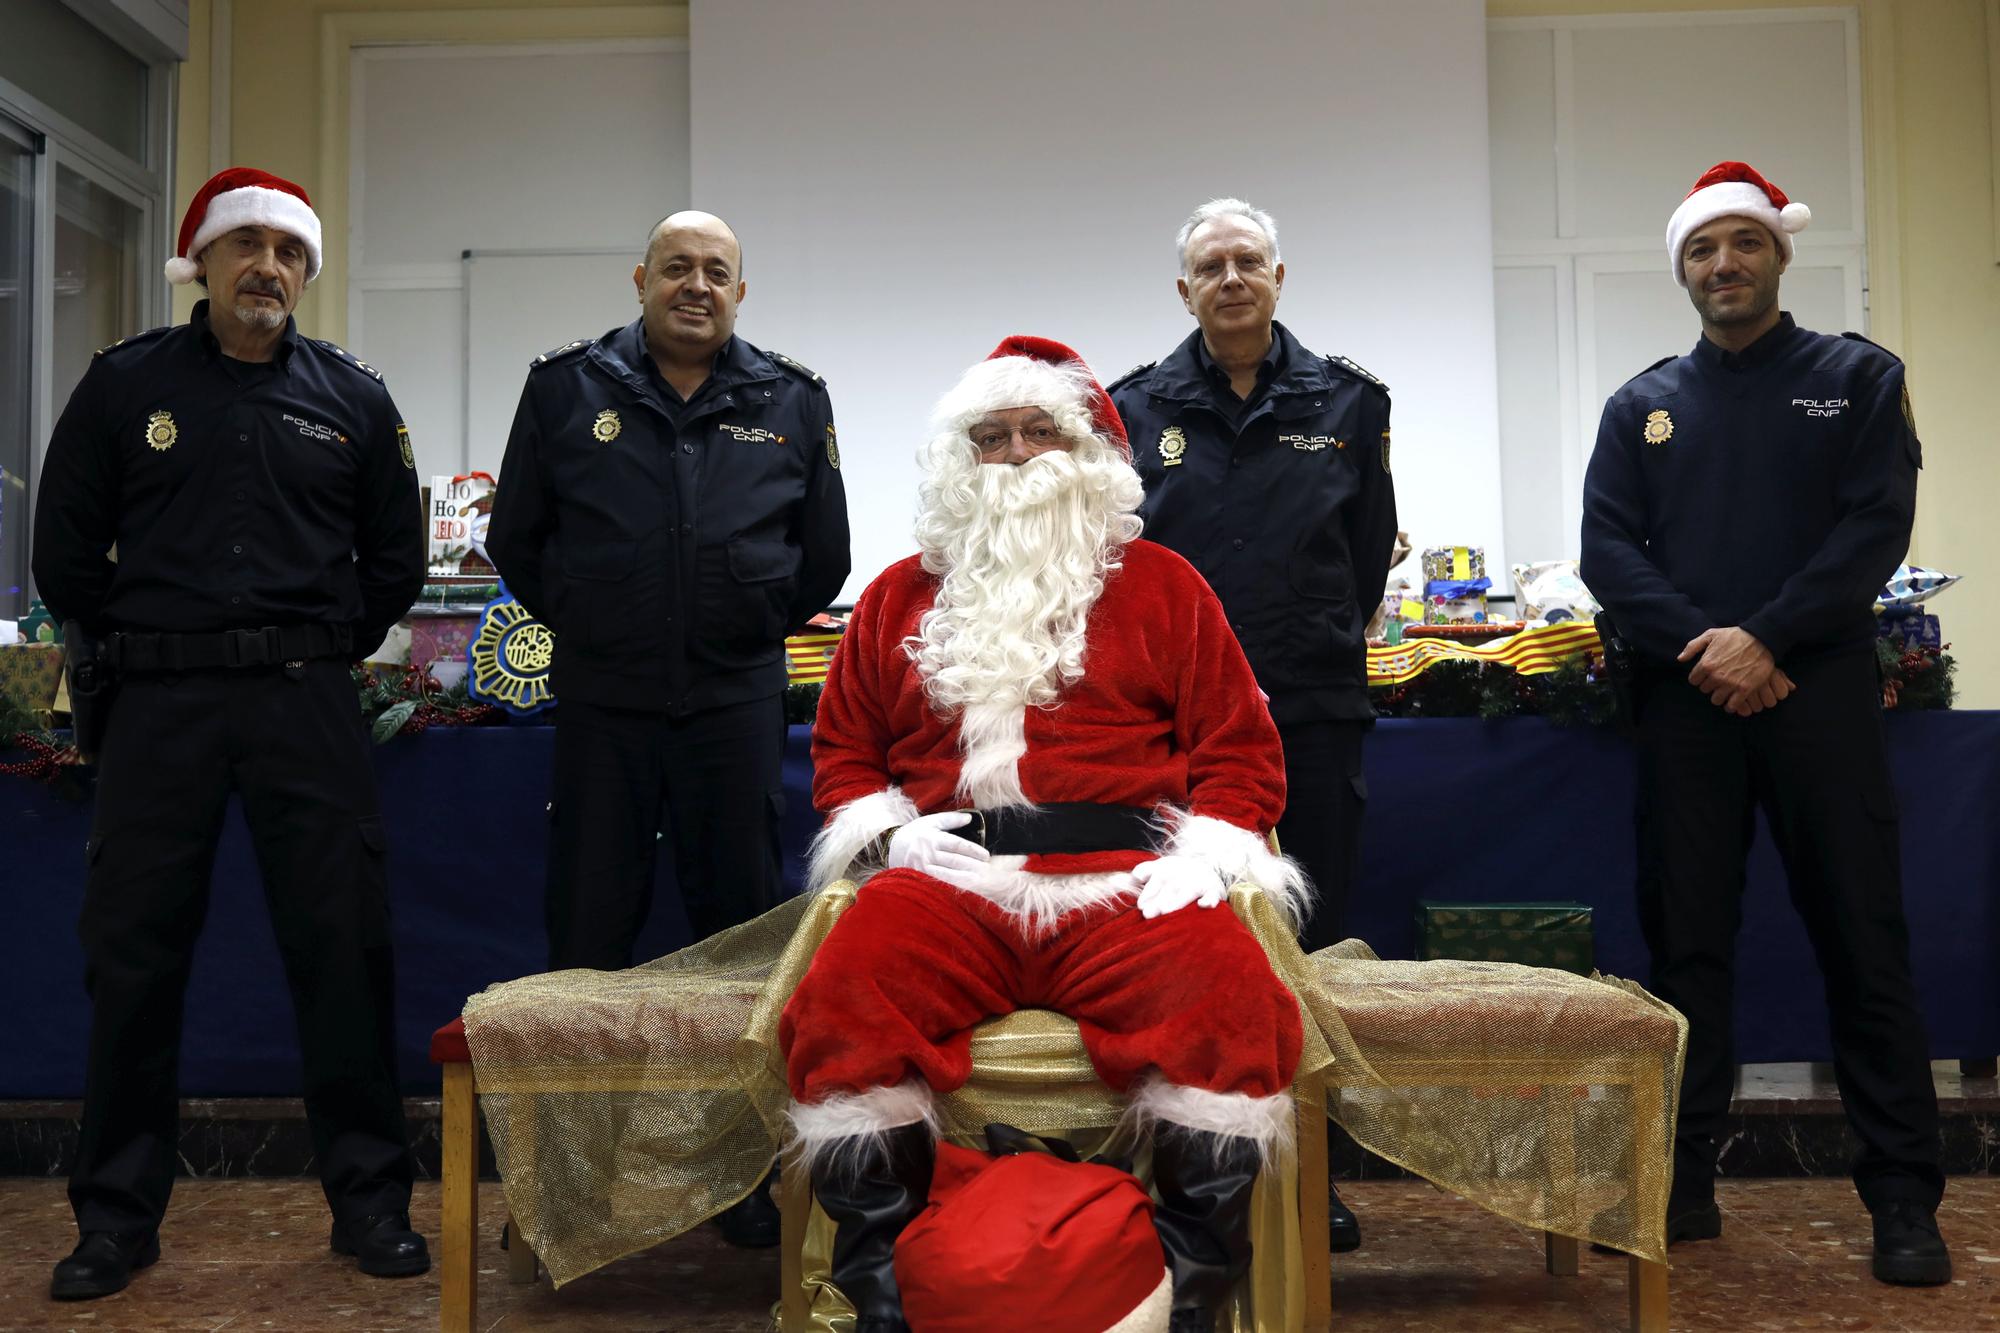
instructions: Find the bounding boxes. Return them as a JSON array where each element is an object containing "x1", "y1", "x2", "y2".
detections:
[{"x1": 1, "y1": 1176, "x2": 1993, "y2": 1331}]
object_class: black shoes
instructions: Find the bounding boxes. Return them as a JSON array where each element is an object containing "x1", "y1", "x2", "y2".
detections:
[
  {"x1": 1329, "y1": 1181, "x2": 1362, "y2": 1253},
  {"x1": 1872, "y1": 1200, "x2": 1952, "y2": 1286},
  {"x1": 1666, "y1": 1199, "x2": 1722, "y2": 1244},
  {"x1": 330, "y1": 1211, "x2": 432, "y2": 1277},
  {"x1": 50, "y1": 1231, "x2": 160, "y2": 1300},
  {"x1": 714, "y1": 1171, "x2": 783, "y2": 1248}
]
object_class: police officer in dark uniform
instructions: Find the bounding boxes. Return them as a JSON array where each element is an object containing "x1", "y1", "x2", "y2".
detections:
[
  {"x1": 485, "y1": 211, "x2": 848, "y2": 1242},
  {"x1": 1112, "y1": 197, "x2": 1395, "y2": 1255},
  {"x1": 1581, "y1": 161, "x2": 1948, "y2": 1285},
  {"x1": 32, "y1": 168, "x2": 429, "y2": 1300}
]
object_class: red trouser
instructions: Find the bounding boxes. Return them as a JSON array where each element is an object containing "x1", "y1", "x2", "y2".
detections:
[{"x1": 780, "y1": 869, "x2": 1303, "y2": 1106}]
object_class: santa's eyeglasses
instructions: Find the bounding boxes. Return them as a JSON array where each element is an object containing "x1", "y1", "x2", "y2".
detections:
[{"x1": 972, "y1": 423, "x2": 1069, "y2": 456}]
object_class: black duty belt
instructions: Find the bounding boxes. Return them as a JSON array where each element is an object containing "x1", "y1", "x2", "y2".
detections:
[
  {"x1": 965, "y1": 803, "x2": 1158, "y2": 856},
  {"x1": 106, "y1": 624, "x2": 353, "y2": 673}
]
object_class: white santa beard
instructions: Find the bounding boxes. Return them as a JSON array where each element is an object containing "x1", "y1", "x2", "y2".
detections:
[{"x1": 909, "y1": 453, "x2": 1135, "y2": 807}]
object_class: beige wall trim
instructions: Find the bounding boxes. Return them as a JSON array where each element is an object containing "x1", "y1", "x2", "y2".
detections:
[{"x1": 314, "y1": 4, "x2": 688, "y2": 343}]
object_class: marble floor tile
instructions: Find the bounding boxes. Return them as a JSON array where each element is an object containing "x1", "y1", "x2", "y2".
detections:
[{"x1": 0, "y1": 1176, "x2": 1994, "y2": 1331}]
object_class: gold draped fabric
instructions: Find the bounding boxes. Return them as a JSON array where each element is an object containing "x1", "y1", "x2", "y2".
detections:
[{"x1": 464, "y1": 883, "x2": 1685, "y2": 1326}]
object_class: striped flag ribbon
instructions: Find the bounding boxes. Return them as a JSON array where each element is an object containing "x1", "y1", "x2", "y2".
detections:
[
  {"x1": 1366, "y1": 620, "x2": 1601, "y2": 687},
  {"x1": 785, "y1": 632, "x2": 844, "y2": 685}
]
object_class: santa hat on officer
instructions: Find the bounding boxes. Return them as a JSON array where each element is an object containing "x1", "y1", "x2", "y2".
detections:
[
  {"x1": 1665, "y1": 161, "x2": 1811, "y2": 287},
  {"x1": 164, "y1": 166, "x2": 323, "y2": 286},
  {"x1": 893, "y1": 1141, "x2": 1171, "y2": 1333}
]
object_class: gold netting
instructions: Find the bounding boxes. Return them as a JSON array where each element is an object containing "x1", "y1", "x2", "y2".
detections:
[{"x1": 463, "y1": 882, "x2": 1685, "y2": 1319}]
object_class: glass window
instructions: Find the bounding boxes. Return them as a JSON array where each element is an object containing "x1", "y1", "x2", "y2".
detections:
[
  {"x1": 0, "y1": 0, "x2": 148, "y2": 161},
  {"x1": 52, "y1": 165, "x2": 142, "y2": 413},
  {"x1": 0, "y1": 130, "x2": 33, "y2": 619}
]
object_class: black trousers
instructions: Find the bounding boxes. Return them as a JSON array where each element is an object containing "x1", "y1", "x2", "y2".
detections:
[
  {"x1": 71, "y1": 660, "x2": 412, "y2": 1237},
  {"x1": 1274, "y1": 717, "x2": 1370, "y2": 954},
  {"x1": 1634, "y1": 644, "x2": 1942, "y2": 1212},
  {"x1": 545, "y1": 693, "x2": 787, "y2": 971}
]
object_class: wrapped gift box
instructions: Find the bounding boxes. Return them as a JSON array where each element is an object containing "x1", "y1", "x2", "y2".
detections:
[
  {"x1": 1421, "y1": 546, "x2": 1486, "y2": 583},
  {"x1": 1424, "y1": 592, "x2": 1489, "y2": 625},
  {"x1": 408, "y1": 614, "x2": 481, "y2": 670},
  {"x1": 1878, "y1": 611, "x2": 1942, "y2": 651},
  {"x1": 0, "y1": 643, "x2": 66, "y2": 719},
  {"x1": 1416, "y1": 900, "x2": 1594, "y2": 975}
]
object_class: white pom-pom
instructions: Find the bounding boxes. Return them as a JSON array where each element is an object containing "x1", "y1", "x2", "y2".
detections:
[
  {"x1": 1779, "y1": 201, "x2": 1811, "y2": 234},
  {"x1": 163, "y1": 255, "x2": 198, "y2": 285}
]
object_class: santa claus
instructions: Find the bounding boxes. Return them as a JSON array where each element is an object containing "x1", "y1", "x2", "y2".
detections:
[{"x1": 780, "y1": 337, "x2": 1307, "y2": 1333}]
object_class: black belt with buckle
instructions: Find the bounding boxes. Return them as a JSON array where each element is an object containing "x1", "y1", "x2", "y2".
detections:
[
  {"x1": 967, "y1": 803, "x2": 1159, "y2": 856},
  {"x1": 105, "y1": 624, "x2": 353, "y2": 673}
]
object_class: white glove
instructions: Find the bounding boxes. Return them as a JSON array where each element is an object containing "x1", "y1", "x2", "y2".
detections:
[
  {"x1": 1131, "y1": 856, "x2": 1226, "y2": 919},
  {"x1": 885, "y1": 811, "x2": 991, "y2": 889}
]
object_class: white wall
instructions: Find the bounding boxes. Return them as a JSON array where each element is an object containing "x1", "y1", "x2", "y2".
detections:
[{"x1": 690, "y1": 0, "x2": 1504, "y2": 604}]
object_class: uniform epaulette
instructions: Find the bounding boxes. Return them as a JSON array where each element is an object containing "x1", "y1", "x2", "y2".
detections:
[
  {"x1": 314, "y1": 339, "x2": 385, "y2": 381},
  {"x1": 534, "y1": 338, "x2": 591, "y2": 367},
  {"x1": 1616, "y1": 353, "x2": 1679, "y2": 394},
  {"x1": 1105, "y1": 361, "x2": 1156, "y2": 393},
  {"x1": 767, "y1": 350, "x2": 823, "y2": 385},
  {"x1": 93, "y1": 325, "x2": 173, "y2": 358},
  {"x1": 1841, "y1": 331, "x2": 1904, "y2": 362},
  {"x1": 1324, "y1": 353, "x2": 1389, "y2": 393}
]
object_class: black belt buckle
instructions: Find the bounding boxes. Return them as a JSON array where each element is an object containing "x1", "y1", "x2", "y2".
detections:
[
  {"x1": 959, "y1": 808, "x2": 987, "y2": 850},
  {"x1": 226, "y1": 626, "x2": 281, "y2": 667}
]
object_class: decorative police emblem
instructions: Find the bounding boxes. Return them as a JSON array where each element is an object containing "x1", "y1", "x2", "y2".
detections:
[
  {"x1": 1158, "y1": 426, "x2": 1188, "y2": 467},
  {"x1": 145, "y1": 410, "x2": 177, "y2": 452},
  {"x1": 826, "y1": 421, "x2": 841, "y2": 471},
  {"x1": 1901, "y1": 384, "x2": 1917, "y2": 436},
  {"x1": 467, "y1": 589, "x2": 556, "y2": 716},
  {"x1": 1643, "y1": 409, "x2": 1674, "y2": 445},
  {"x1": 396, "y1": 423, "x2": 414, "y2": 469},
  {"x1": 592, "y1": 409, "x2": 622, "y2": 442},
  {"x1": 1380, "y1": 427, "x2": 1392, "y2": 475}
]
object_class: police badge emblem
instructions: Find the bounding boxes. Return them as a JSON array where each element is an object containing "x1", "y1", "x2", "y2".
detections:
[
  {"x1": 396, "y1": 423, "x2": 414, "y2": 469},
  {"x1": 1380, "y1": 427, "x2": 1392, "y2": 474},
  {"x1": 825, "y1": 421, "x2": 841, "y2": 470},
  {"x1": 1158, "y1": 426, "x2": 1187, "y2": 467},
  {"x1": 145, "y1": 410, "x2": 177, "y2": 452},
  {"x1": 1643, "y1": 409, "x2": 1674, "y2": 444},
  {"x1": 467, "y1": 590, "x2": 556, "y2": 716},
  {"x1": 592, "y1": 409, "x2": 622, "y2": 442}
]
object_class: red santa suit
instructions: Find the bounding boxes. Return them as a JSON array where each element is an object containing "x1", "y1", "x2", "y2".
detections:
[{"x1": 780, "y1": 539, "x2": 1307, "y2": 1158}]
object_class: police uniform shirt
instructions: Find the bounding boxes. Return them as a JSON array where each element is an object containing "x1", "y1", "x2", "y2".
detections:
[
  {"x1": 1111, "y1": 321, "x2": 1398, "y2": 724},
  {"x1": 32, "y1": 302, "x2": 424, "y2": 650},
  {"x1": 485, "y1": 322, "x2": 849, "y2": 715},
  {"x1": 1194, "y1": 331, "x2": 1283, "y2": 426},
  {"x1": 1580, "y1": 312, "x2": 1920, "y2": 664}
]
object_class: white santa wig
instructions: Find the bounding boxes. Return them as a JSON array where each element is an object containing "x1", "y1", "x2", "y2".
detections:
[{"x1": 905, "y1": 353, "x2": 1144, "y2": 803}]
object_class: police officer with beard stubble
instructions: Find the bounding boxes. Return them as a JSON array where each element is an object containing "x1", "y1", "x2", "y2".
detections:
[
  {"x1": 33, "y1": 167, "x2": 429, "y2": 1301},
  {"x1": 1581, "y1": 161, "x2": 1948, "y2": 1285}
]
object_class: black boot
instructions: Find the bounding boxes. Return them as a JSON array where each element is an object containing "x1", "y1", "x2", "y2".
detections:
[
  {"x1": 1872, "y1": 1200, "x2": 1951, "y2": 1286},
  {"x1": 1329, "y1": 1180, "x2": 1361, "y2": 1253},
  {"x1": 810, "y1": 1123, "x2": 934, "y2": 1333},
  {"x1": 1152, "y1": 1126, "x2": 1262, "y2": 1333},
  {"x1": 50, "y1": 1231, "x2": 160, "y2": 1300},
  {"x1": 714, "y1": 1168, "x2": 782, "y2": 1248}
]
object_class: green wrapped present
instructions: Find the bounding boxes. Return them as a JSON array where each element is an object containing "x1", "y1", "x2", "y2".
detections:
[
  {"x1": 1416, "y1": 900, "x2": 1594, "y2": 975},
  {"x1": 18, "y1": 599, "x2": 60, "y2": 644}
]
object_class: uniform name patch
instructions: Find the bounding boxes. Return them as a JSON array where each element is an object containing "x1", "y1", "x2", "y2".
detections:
[
  {"x1": 1280, "y1": 434, "x2": 1344, "y2": 452},
  {"x1": 1792, "y1": 398, "x2": 1849, "y2": 417},
  {"x1": 722, "y1": 424, "x2": 785, "y2": 444},
  {"x1": 284, "y1": 412, "x2": 348, "y2": 444}
]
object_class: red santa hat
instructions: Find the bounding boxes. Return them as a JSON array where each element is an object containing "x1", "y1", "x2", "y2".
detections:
[
  {"x1": 1665, "y1": 160, "x2": 1810, "y2": 287},
  {"x1": 165, "y1": 166, "x2": 323, "y2": 286},
  {"x1": 930, "y1": 335, "x2": 1129, "y2": 461},
  {"x1": 894, "y1": 1141, "x2": 1170, "y2": 1333}
]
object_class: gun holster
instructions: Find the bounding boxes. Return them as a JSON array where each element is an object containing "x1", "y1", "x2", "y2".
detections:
[
  {"x1": 1595, "y1": 611, "x2": 1639, "y2": 729},
  {"x1": 62, "y1": 622, "x2": 117, "y2": 763}
]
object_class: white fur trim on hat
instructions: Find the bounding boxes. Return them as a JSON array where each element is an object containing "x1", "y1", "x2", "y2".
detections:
[
  {"x1": 1665, "y1": 180, "x2": 1810, "y2": 287},
  {"x1": 167, "y1": 184, "x2": 324, "y2": 286},
  {"x1": 1104, "y1": 1269, "x2": 1173, "y2": 1333}
]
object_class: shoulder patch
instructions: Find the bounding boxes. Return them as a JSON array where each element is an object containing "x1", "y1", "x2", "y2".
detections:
[
  {"x1": 766, "y1": 350, "x2": 823, "y2": 385},
  {"x1": 313, "y1": 339, "x2": 384, "y2": 381},
  {"x1": 93, "y1": 325, "x2": 173, "y2": 358},
  {"x1": 1840, "y1": 331, "x2": 1904, "y2": 362},
  {"x1": 533, "y1": 339, "x2": 591, "y2": 367},
  {"x1": 1324, "y1": 353, "x2": 1389, "y2": 394},
  {"x1": 1105, "y1": 361, "x2": 1156, "y2": 394}
]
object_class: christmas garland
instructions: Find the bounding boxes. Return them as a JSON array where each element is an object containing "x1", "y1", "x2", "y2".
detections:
[{"x1": 353, "y1": 664, "x2": 503, "y2": 742}]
